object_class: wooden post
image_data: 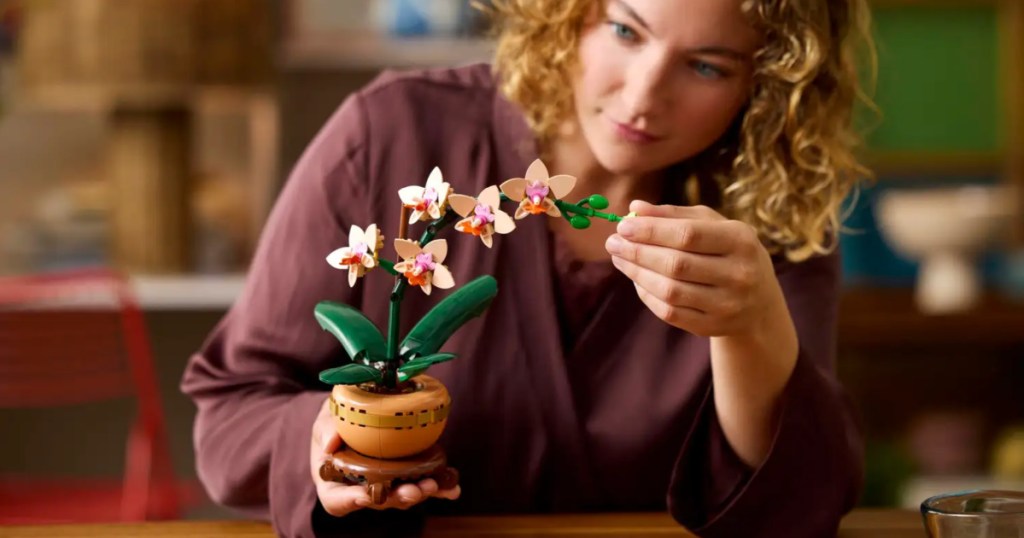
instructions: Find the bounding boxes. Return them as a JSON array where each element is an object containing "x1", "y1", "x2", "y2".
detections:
[
  {"x1": 108, "y1": 106, "x2": 192, "y2": 273},
  {"x1": 17, "y1": 0, "x2": 272, "y2": 273}
]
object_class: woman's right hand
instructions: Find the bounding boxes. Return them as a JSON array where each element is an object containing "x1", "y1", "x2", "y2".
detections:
[{"x1": 310, "y1": 396, "x2": 461, "y2": 516}]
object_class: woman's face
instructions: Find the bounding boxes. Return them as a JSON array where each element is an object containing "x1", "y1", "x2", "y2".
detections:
[{"x1": 572, "y1": 0, "x2": 760, "y2": 175}]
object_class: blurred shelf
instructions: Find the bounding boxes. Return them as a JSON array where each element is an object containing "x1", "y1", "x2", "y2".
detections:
[
  {"x1": 280, "y1": 34, "x2": 495, "y2": 71},
  {"x1": 19, "y1": 84, "x2": 270, "y2": 114},
  {"x1": 839, "y1": 287, "x2": 1024, "y2": 347},
  {"x1": 866, "y1": 150, "x2": 1006, "y2": 178},
  {"x1": 901, "y1": 475, "x2": 1024, "y2": 510},
  {"x1": 15, "y1": 274, "x2": 245, "y2": 311},
  {"x1": 132, "y1": 274, "x2": 245, "y2": 310}
]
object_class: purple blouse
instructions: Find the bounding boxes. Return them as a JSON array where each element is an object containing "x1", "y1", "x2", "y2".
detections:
[{"x1": 181, "y1": 64, "x2": 863, "y2": 537}]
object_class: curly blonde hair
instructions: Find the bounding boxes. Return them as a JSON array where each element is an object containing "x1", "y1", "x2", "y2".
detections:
[{"x1": 484, "y1": 0, "x2": 876, "y2": 262}]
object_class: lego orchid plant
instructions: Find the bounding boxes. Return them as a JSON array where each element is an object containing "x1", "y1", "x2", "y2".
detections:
[{"x1": 316, "y1": 160, "x2": 629, "y2": 390}]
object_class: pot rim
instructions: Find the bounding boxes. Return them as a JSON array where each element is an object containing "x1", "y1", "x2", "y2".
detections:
[{"x1": 330, "y1": 376, "x2": 451, "y2": 430}]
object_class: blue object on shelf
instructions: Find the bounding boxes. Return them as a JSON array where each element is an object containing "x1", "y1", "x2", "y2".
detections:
[
  {"x1": 995, "y1": 249, "x2": 1024, "y2": 300},
  {"x1": 378, "y1": 0, "x2": 467, "y2": 38},
  {"x1": 389, "y1": 0, "x2": 431, "y2": 37}
]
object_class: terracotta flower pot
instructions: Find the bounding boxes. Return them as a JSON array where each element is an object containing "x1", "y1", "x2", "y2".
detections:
[{"x1": 329, "y1": 375, "x2": 450, "y2": 459}]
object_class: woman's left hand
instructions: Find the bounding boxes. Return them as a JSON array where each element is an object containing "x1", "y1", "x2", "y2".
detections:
[{"x1": 605, "y1": 200, "x2": 788, "y2": 338}]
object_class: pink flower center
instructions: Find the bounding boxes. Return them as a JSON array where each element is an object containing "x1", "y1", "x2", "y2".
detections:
[
  {"x1": 473, "y1": 204, "x2": 495, "y2": 225},
  {"x1": 341, "y1": 242, "x2": 369, "y2": 266},
  {"x1": 413, "y1": 252, "x2": 436, "y2": 273},
  {"x1": 526, "y1": 181, "x2": 549, "y2": 205},
  {"x1": 422, "y1": 187, "x2": 439, "y2": 206}
]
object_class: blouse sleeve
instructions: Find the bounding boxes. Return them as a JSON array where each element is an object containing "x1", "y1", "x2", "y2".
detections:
[
  {"x1": 666, "y1": 248, "x2": 865, "y2": 537},
  {"x1": 180, "y1": 91, "x2": 402, "y2": 537}
]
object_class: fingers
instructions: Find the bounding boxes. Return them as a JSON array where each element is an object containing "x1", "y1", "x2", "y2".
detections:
[
  {"x1": 435, "y1": 485, "x2": 462, "y2": 501},
  {"x1": 364, "y1": 479, "x2": 461, "y2": 511},
  {"x1": 318, "y1": 473, "x2": 461, "y2": 516},
  {"x1": 610, "y1": 256, "x2": 718, "y2": 311},
  {"x1": 318, "y1": 482, "x2": 373, "y2": 517},
  {"x1": 393, "y1": 482, "x2": 426, "y2": 504},
  {"x1": 631, "y1": 281, "x2": 709, "y2": 335},
  {"x1": 414, "y1": 477, "x2": 461, "y2": 501},
  {"x1": 388, "y1": 477, "x2": 461, "y2": 504},
  {"x1": 416, "y1": 478, "x2": 439, "y2": 497},
  {"x1": 629, "y1": 200, "x2": 726, "y2": 221},
  {"x1": 310, "y1": 399, "x2": 340, "y2": 483},
  {"x1": 617, "y1": 216, "x2": 733, "y2": 255},
  {"x1": 605, "y1": 235, "x2": 729, "y2": 285},
  {"x1": 321, "y1": 430, "x2": 342, "y2": 455},
  {"x1": 312, "y1": 397, "x2": 370, "y2": 518}
]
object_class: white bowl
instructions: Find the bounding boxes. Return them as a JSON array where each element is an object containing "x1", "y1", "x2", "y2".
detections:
[{"x1": 875, "y1": 185, "x2": 1016, "y2": 314}]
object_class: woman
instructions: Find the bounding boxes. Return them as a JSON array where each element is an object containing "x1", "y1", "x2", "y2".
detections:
[{"x1": 182, "y1": 0, "x2": 873, "y2": 536}]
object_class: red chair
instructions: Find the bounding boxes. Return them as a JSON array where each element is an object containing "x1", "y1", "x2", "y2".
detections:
[{"x1": 0, "y1": 268, "x2": 200, "y2": 523}]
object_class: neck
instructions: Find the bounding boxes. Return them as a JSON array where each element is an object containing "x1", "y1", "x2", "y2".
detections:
[{"x1": 544, "y1": 122, "x2": 662, "y2": 216}]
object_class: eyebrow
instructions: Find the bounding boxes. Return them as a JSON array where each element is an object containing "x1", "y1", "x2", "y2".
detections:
[
  {"x1": 612, "y1": 1, "x2": 750, "y2": 63},
  {"x1": 613, "y1": 0, "x2": 653, "y2": 34},
  {"x1": 686, "y1": 46, "x2": 750, "y2": 63}
]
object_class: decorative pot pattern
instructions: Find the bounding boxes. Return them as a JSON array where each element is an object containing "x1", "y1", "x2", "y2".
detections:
[{"x1": 330, "y1": 374, "x2": 450, "y2": 459}]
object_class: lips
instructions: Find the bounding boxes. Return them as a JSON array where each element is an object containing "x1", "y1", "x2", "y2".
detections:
[{"x1": 610, "y1": 118, "x2": 663, "y2": 144}]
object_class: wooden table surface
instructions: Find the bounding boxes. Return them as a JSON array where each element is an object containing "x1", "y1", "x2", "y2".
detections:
[{"x1": 0, "y1": 509, "x2": 925, "y2": 537}]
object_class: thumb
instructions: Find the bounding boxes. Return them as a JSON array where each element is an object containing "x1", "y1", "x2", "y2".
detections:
[
  {"x1": 629, "y1": 200, "x2": 724, "y2": 221},
  {"x1": 322, "y1": 429, "x2": 342, "y2": 455},
  {"x1": 629, "y1": 199, "x2": 659, "y2": 215}
]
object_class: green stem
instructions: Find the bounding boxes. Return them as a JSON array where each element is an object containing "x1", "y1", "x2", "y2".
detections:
[
  {"x1": 379, "y1": 192, "x2": 618, "y2": 388},
  {"x1": 497, "y1": 193, "x2": 624, "y2": 222},
  {"x1": 382, "y1": 210, "x2": 461, "y2": 388},
  {"x1": 379, "y1": 258, "x2": 399, "y2": 276},
  {"x1": 555, "y1": 200, "x2": 625, "y2": 222},
  {"x1": 384, "y1": 284, "x2": 402, "y2": 388},
  {"x1": 418, "y1": 210, "x2": 461, "y2": 247}
]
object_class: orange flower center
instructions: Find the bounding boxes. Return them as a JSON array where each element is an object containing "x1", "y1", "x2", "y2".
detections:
[
  {"x1": 524, "y1": 200, "x2": 548, "y2": 215},
  {"x1": 457, "y1": 220, "x2": 486, "y2": 236},
  {"x1": 340, "y1": 253, "x2": 363, "y2": 266},
  {"x1": 404, "y1": 270, "x2": 429, "y2": 287}
]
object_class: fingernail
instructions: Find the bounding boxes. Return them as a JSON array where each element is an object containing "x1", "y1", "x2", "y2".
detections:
[
  {"x1": 617, "y1": 219, "x2": 637, "y2": 237},
  {"x1": 419, "y1": 481, "x2": 438, "y2": 495},
  {"x1": 606, "y1": 235, "x2": 624, "y2": 254}
]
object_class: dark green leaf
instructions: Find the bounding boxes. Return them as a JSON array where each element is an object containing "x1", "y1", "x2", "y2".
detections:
[
  {"x1": 314, "y1": 301, "x2": 387, "y2": 363},
  {"x1": 399, "y1": 276, "x2": 497, "y2": 360},
  {"x1": 400, "y1": 353, "x2": 457, "y2": 370},
  {"x1": 319, "y1": 363, "x2": 383, "y2": 385},
  {"x1": 397, "y1": 366, "x2": 428, "y2": 383},
  {"x1": 395, "y1": 353, "x2": 456, "y2": 382},
  {"x1": 588, "y1": 194, "x2": 609, "y2": 210}
]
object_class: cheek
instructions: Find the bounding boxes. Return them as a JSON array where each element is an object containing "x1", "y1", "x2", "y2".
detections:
[
  {"x1": 574, "y1": 31, "x2": 621, "y2": 104},
  {"x1": 670, "y1": 83, "x2": 748, "y2": 149}
]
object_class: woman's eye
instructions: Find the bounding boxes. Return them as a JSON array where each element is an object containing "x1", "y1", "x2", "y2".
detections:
[
  {"x1": 608, "y1": 21, "x2": 638, "y2": 42},
  {"x1": 691, "y1": 61, "x2": 726, "y2": 79}
]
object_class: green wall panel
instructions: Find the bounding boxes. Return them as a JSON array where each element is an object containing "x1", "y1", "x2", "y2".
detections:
[{"x1": 864, "y1": 5, "x2": 1003, "y2": 153}]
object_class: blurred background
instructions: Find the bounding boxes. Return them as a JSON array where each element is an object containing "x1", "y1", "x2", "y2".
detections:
[{"x1": 0, "y1": 0, "x2": 1022, "y2": 523}]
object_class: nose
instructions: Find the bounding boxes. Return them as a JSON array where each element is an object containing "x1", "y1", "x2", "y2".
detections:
[{"x1": 621, "y1": 49, "x2": 673, "y2": 120}]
